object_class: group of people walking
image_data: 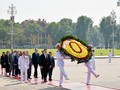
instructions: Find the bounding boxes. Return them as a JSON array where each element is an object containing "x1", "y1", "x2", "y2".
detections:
[
  {"x1": 0, "y1": 49, "x2": 55, "y2": 83},
  {"x1": 0, "y1": 44, "x2": 100, "y2": 86}
]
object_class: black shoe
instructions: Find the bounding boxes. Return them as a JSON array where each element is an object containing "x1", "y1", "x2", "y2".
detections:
[
  {"x1": 12, "y1": 74, "x2": 15, "y2": 76},
  {"x1": 49, "y1": 79, "x2": 52, "y2": 81},
  {"x1": 28, "y1": 77, "x2": 32, "y2": 79},
  {"x1": 34, "y1": 76, "x2": 38, "y2": 78},
  {"x1": 44, "y1": 80, "x2": 47, "y2": 83}
]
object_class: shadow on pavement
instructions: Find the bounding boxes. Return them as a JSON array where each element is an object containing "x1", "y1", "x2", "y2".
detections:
[{"x1": 38, "y1": 86, "x2": 70, "y2": 90}]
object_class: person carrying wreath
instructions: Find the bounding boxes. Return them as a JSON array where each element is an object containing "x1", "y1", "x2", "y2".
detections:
[{"x1": 55, "y1": 43, "x2": 69, "y2": 87}]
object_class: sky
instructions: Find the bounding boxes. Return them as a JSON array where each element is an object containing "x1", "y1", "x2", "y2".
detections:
[{"x1": 0, "y1": 0, "x2": 120, "y2": 25}]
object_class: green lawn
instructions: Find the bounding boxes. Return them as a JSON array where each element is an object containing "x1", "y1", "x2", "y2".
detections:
[
  {"x1": 0, "y1": 49, "x2": 120, "y2": 56},
  {"x1": 95, "y1": 49, "x2": 120, "y2": 56}
]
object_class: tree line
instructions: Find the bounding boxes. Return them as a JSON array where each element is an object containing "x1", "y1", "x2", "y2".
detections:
[{"x1": 0, "y1": 16, "x2": 120, "y2": 49}]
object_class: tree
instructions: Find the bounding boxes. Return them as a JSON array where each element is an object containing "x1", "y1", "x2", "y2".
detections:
[
  {"x1": 87, "y1": 26, "x2": 104, "y2": 47},
  {"x1": 0, "y1": 20, "x2": 11, "y2": 46},
  {"x1": 46, "y1": 22, "x2": 58, "y2": 45},
  {"x1": 100, "y1": 16, "x2": 116, "y2": 48},
  {"x1": 74, "y1": 16, "x2": 93, "y2": 42},
  {"x1": 23, "y1": 21, "x2": 43, "y2": 45},
  {"x1": 59, "y1": 18, "x2": 74, "y2": 35},
  {"x1": 46, "y1": 18, "x2": 75, "y2": 45}
]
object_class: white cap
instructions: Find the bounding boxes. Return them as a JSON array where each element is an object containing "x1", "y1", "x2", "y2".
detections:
[{"x1": 88, "y1": 44, "x2": 93, "y2": 47}]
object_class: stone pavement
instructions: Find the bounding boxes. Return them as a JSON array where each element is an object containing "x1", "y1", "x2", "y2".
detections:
[{"x1": 0, "y1": 57, "x2": 120, "y2": 90}]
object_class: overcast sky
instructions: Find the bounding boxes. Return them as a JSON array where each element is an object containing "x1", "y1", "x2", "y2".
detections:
[{"x1": 0, "y1": 0, "x2": 119, "y2": 25}]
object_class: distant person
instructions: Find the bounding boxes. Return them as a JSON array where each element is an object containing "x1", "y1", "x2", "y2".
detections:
[
  {"x1": 39, "y1": 50, "x2": 44, "y2": 80},
  {"x1": 5, "y1": 51, "x2": 10, "y2": 76},
  {"x1": 14, "y1": 51, "x2": 19, "y2": 77},
  {"x1": 32, "y1": 49, "x2": 39, "y2": 78},
  {"x1": 9, "y1": 50, "x2": 14, "y2": 76},
  {"x1": 48, "y1": 51, "x2": 55, "y2": 81},
  {"x1": 26, "y1": 51, "x2": 32, "y2": 79},
  {"x1": 55, "y1": 43, "x2": 69, "y2": 87},
  {"x1": 108, "y1": 50, "x2": 112, "y2": 63},
  {"x1": 12, "y1": 50, "x2": 17, "y2": 76},
  {"x1": 1, "y1": 52, "x2": 6, "y2": 75}
]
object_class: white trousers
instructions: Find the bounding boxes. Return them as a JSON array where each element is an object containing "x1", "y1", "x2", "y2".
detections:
[
  {"x1": 57, "y1": 60, "x2": 68, "y2": 85},
  {"x1": 20, "y1": 69, "x2": 28, "y2": 82},
  {"x1": 108, "y1": 57, "x2": 111, "y2": 63},
  {"x1": 85, "y1": 61, "x2": 97, "y2": 84}
]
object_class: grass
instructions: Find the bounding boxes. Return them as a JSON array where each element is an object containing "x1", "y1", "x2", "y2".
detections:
[
  {"x1": 0, "y1": 48, "x2": 120, "y2": 57},
  {"x1": 95, "y1": 49, "x2": 120, "y2": 56}
]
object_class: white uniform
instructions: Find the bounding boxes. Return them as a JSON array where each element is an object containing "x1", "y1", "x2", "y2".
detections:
[
  {"x1": 91, "y1": 54, "x2": 95, "y2": 70},
  {"x1": 56, "y1": 50, "x2": 68, "y2": 86},
  {"x1": 18, "y1": 55, "x2": 29, "y2": 82},
  {"x1": 108, "y1": 51, "x2": 112, "y2": 63},
  {"x1": 85, "y1": 55, "x2": 98, "y2": 85}
]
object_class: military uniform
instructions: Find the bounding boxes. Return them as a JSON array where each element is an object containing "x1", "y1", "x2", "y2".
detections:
[
  {"x1": 56, "y1": 50, "x2": 69, "y2": 86},
  {"x1": 18, "y1": 55, "x2": 29, "y2": 82},
  {"x1": 85, "y1": 55, "x2": 99, "y2": 85}
]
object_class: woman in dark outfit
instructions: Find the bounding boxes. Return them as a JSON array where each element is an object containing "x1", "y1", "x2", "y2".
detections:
[
  {"x1": 1, "y1": 52, "x2": 6, "y2": 75},
  {"x1": 5, "y1": 51, "x2": 10, "y2": 76}
]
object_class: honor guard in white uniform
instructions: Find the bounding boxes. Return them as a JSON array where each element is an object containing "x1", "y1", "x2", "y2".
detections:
[
  {"x1": 108, "y1": 50, "x2": 112, "y2": 63},
  {"x1": 18, "y1": 51, "x2": 29, "y2": 83},
  {"x1": 91, "y1": 50, "x2": 95, "y2": 70},
  {"x1": 55, "y1": 43, "x2": 69, "y2": 86},
  {"x1": 85, "y1": 45, "x2": 99, "y2": 85}
]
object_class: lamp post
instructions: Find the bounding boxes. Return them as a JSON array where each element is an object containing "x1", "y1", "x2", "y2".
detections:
[
  {"x1": 117, "y1": 0, "x2": 120, "y2": 49},
  {"x1": 110, "y1": 10, "x2": 116, "y2": 56},
  {"x1": 117, "y1": 0, "x2": 120, "y2": 6},
  {"x1": 7, "y1": 4, "x2": 17, "y2": 50}
]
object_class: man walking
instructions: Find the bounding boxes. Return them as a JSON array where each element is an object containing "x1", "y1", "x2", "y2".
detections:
[
  {"x1": 40, "y1": 49, "x2": 51, "y2": 82},
  {"x1": 48, "y1": 51, "x2": 55, "y2": 81},
  {"x1": 32, "y1": 49, "x2": 39, "y2": 78}
]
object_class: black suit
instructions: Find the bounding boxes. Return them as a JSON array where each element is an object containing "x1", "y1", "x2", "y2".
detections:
[
  {"x1": 48, "y1": 56, "x2": 55, "y2": 81},
  {"x1": 39, "y1": 54, "x2": 51, "y2": 82},
  {"x1": 32, "y1": 52, "x2": 39, "y2": 78}
]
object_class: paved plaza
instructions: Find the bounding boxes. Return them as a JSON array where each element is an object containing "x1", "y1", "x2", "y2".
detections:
[{"x1": 0, "y1": 57, "x2": 120, "y2": 90}]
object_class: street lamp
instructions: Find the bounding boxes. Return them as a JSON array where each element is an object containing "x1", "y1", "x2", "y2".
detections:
[
  {"x1": 110, "y1": 10, "x2": 116, "y2": 56},
  {"x1": 117, "y1": 0, "x2": 120, "y2": 6},
  {"x1": 7, "y1": 4, "x2": 17, "y2": 50},
  {"x1": 117, "y1": 0, "x2": 120, "y2": 49}
]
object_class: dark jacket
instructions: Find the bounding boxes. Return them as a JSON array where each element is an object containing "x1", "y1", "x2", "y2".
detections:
[
  {"x1": 1, "y1": 55, "x2": 6, "y2": 66},
  {"x1": 14, "y1": 55, "x2": 19, "y2": 65},
  {"x1": 32, "y1": 52, "x2": 39, "y2": 65},
  {"x1": 50, "y1": 56, "x2": 55, "y2": 68},
  {"x1": 39, "y1": 54, "x2": 51, "y2": 67}
]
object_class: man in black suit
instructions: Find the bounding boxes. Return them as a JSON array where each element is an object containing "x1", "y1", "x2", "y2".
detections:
[
  {"x1": 48, "y1": 52, "x2": 55, "y2": 81},
  {"x1": 32, "y1": 49, "x2": 39, "y2": 78},
  {"x1": 39, "y1": 49, "x2": 51, "y2": 82}
]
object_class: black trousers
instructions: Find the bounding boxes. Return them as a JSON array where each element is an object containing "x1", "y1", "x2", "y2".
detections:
[
  {"x1": 14, "y1": 65, "x2": 19, "y2": 76},
  {"x1": 33, "y1": 64, "x2": 38, "y2": 78},
  {"x1": 43, "y1": 66, "x2": 48, "y2": 82},
  {"x1": 6, "y1": 63, "x2": 10, "y2": 73},
  {"x1": 48, "y1": 67, "x2": 53, "y2": 81},
  {"x1": 40, "y1": 68, "x2": 44, "y2": 80},
  {"x1": 28, "y1": 63, "x2": 32, "y2": 78},
  {"x1": 12, "y1": 63, "x2": 15, "y2": 76}
]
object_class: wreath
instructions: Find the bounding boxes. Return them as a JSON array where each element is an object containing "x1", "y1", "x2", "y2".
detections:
[{"x1": 59, "y1": 35, "x2": 93, "y2": 64}]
